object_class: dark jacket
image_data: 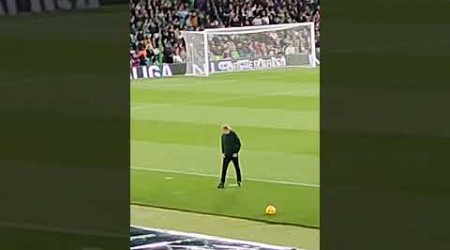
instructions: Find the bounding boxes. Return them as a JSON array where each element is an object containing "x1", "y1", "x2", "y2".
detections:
[{"x1": 221, "y1": 131, "x2": 241, "y2": 155}]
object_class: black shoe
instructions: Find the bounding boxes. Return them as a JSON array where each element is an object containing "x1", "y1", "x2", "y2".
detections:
[
  {"x1": 217, "y1": 183, "x2": 224, "y2": 189},
  {"x1": 237, "y1": 181, "x2": 241, "y2": 187}
]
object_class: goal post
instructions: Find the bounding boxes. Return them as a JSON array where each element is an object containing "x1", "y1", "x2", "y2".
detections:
[
  {"x1": 182, "y1": 31, "x2": 210, "y2": 77},
  {"x1": 182, "y1": 22, "x2": 317, "y2": 76}
]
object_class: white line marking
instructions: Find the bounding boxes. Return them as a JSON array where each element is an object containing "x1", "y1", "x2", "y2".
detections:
[{"x1": 131, "y1": 166, "x2": 320, "y2": 188}]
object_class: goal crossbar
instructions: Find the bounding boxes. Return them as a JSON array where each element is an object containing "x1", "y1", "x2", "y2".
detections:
[{"x1": 204, "y1": 22, "x2": 314, "y2": 33}]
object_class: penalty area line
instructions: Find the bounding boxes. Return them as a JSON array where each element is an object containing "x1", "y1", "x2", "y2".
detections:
[{"x1": 131, "y1": 166, "x2": 320, "y2": 188}]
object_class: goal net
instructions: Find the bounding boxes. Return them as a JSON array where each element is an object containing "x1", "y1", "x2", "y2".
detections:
[{"x1": 182, "y1": 23, "x2": 317, "y2": 77}]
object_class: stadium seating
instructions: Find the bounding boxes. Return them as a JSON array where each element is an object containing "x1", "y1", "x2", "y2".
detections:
[{"x1": 130, "y1": 0, "x2": 320, "y2": 66}]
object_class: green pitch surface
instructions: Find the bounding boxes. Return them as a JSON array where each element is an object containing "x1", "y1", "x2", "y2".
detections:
[{"x1": 131, "y1": 68, "x2": 319, "y2": 228}]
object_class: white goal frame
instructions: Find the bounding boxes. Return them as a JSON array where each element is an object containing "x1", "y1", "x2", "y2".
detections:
[{"x1": 182, "y1": 22, "x2": 317, "y2": 77}]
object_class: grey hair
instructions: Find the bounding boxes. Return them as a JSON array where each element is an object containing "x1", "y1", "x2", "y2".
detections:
[{"x1": 221, "y1": 124, "x2": 232, "y2": 130}]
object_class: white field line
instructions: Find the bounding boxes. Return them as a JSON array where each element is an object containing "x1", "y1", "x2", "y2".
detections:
[{"x1": 131, "y1": 166, "x2": 320, "y2": 188}]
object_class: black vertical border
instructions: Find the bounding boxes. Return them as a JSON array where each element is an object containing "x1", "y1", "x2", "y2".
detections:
[
  {"x1": 321, "y1": 0, "x2": 450, "y2": 249},
  {"x1": 0, "y1": 3, "x2": 129, "y2": 249}
]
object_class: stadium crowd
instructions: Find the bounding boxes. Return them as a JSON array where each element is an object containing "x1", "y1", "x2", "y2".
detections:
[{"x1": 130, "y1": 0, "x2": 320, "y2": 66}]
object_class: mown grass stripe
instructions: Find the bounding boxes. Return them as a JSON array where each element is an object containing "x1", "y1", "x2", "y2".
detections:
[
  {"x1": 131, "y1": 120, "x2": 319, "y2": 155},
  {"x1": 132, "y1": 104, "x2": 318, "y2": 131},
  {"x1": 132, "y1": 88, "x2": 318, "y2": 112}
]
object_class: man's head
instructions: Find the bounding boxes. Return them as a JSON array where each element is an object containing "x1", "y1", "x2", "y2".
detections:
[{"x1": 221, "y1": 124, "x2": 232, "y2": 134}]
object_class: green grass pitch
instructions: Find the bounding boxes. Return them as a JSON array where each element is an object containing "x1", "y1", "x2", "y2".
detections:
[{"x1": 131, "y1": 68, "x2": 320, "y2": 228}]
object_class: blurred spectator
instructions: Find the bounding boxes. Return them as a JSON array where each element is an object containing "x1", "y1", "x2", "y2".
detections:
[{"x1": 130, "y1": 0, "x2": 320, "y2": 65}]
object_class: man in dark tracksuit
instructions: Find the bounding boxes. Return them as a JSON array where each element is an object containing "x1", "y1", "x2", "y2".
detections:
[{"x1": 218, "y1": 124, "x2": 242, "y2": 189}]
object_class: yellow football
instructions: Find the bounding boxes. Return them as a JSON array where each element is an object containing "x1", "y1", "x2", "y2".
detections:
[{"x1": 265, "y1": 205, "x2": 277, "y2": 215}]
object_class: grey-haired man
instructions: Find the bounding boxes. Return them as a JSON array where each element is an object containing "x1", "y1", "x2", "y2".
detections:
[{"x1": 218, "y1": 124, "x2": 242, "y2": 189}]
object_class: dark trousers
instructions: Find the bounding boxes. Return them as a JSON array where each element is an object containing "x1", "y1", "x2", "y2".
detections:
[{"x1": 221, "y1": 155, "x2": 242, "y2": 184}]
